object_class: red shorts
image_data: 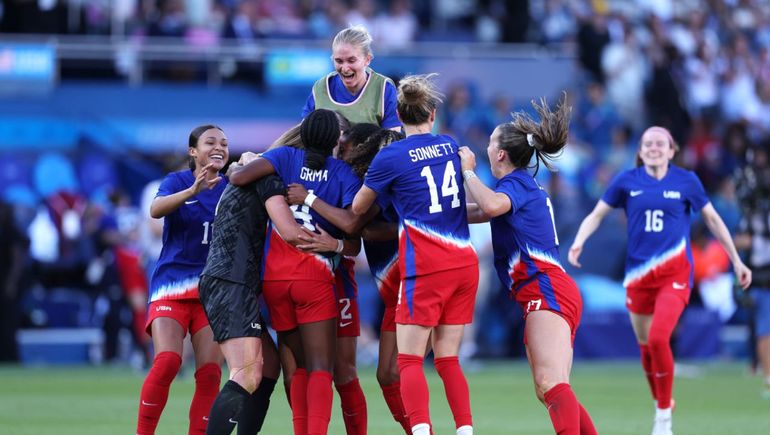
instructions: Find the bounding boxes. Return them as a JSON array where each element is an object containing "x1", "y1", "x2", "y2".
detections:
[
  {"x1": 396, "y1": 264, "x2": 479, "y2": 327},
  {"x1": 145, "y1": 299, "x2": 210, "y2": 337},
  {"x1": 263, "y1": 279, "x2": 337, "y2": 332},
  {"x1": 625, "y1": 266, "x2": 692, "y2": 315},
  {"x1": 335, "y1": 261, "x2": 360, "y2": 337},
  {"x1": 515, "y1": 270, "x2": 583, "y2": 344},
  {"x1": 114, "y1": 247, "x2": 148, "y2": 297},
  {"x1": 377, "y1": 265, "x2": 400, "y2": 333}
]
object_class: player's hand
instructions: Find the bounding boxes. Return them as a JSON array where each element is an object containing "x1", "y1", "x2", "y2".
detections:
[
  {"x1": 287, "y1": 183, "x2": 309, "y2": 206},
  {"x1": 734, "y1": 261, "x2": 752, "y2": 290},
  {"x1": 296, "y1": 225, "x2": 338, "y2": 253},
  {"x1": 568, "y1": 244, "x2": 582, "y2": 268},
  {"x1": 238, "y1": 152, "x2": 259, "y2": 165},
  {"x1": 458, "y1": 146, "x2": 477, "y2": 171},
  {"x1": 190, "y1": 163, "x2": 221, "y2": 194}
]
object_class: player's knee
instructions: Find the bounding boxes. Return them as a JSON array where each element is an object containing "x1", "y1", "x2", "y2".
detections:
[
  {"x1": 194, "y1": 363, "x2": 222, "y2": 388},
  {"x1": 533, "y1": 373, "x2": 561, "y2": 396},
  {"x1": 376, "y1": 364, "x2": 398, "y2": 386},
  {"x1": 233, "y1": 362, "x2": 263, "y2": 393},
  {"x1": 151, "y1": 351, "x2": 182, "y2": 385},
  {"x1": 647, "y1": 332, "x2": 669, "y2": 352},
  {"x1": 333, "y1": 361, "x2": 358, "y2": 385}
]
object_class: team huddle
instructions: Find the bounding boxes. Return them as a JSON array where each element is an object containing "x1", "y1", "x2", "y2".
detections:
[{"x1": 136, "y1": 25, "x2": 753, "y2": 435}]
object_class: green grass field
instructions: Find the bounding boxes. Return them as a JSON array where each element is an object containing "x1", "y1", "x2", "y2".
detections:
[{"x1": 0, "y1": 361, "x2": 767, "y2": 434}]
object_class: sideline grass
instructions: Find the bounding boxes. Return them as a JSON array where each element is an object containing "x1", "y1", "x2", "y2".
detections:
[{"x1": 0, "y1": 361, "x2": 767, "y2": 434}]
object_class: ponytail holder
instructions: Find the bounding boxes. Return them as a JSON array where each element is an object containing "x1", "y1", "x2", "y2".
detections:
[{"x1": 526, "y1": 133, "x2": 535, "y2": 148}]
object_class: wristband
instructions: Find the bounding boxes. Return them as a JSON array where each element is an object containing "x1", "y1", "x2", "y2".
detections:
[
  {"x1": 463, "y1": 170, "x2": 477, "y2": 181},
  {"x1": 335, "y1": 239, "x2": 344, "y2": 254},
  {"x1": 304, "y1": 192, "x2": 317, "y2": 208}
]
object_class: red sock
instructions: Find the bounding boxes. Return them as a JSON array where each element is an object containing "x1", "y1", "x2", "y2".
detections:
[
  {"x1": 578, "y1": 402, "x2": 597, "y2": 435},
  {"x1": 307, "y1": 370, "x2": 333, "y2": 435},
  {"x1": 188, "y1": 363, "x2": 221, "y2": 434},
  {"x1": 336, "y1": 378, "x2": 368, "y2": 435},
  {"x1": 290, "y1": 368, "x2": 309, "y2": 435},
  {"x1": 433, "y1": 356, "x2": 472, "y2": 428},
  {"x1": 380, "y1": 382, "x2": 411, "y2": 434},
  {"x1": 397, "y1": 353, "x2": 431, "y2": 430},
  {"x1": 543, "y1": 383, "x2": 581, "y2": 435},
  {"x1": 649, "y1": 293, "x2": 686, "y2": 409},
  {"x1": 137, "y1": 351, "x2": 182, "y2": 435},
  {"x1": 639, "y1": 344, "x2": 657, "y2": 400}
]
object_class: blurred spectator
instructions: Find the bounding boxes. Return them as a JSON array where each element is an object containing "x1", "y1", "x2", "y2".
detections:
[
  {"x1": 0, "y1": 201, "x2": 27, "y2": 362},
  {"x1": 601, "y1": 22, "x2": 647, "y2": 130},
  {"x1": 576, "y1": 8, "x2": 610, "y2": 83},
  {"x1": 373, "y1": 0, "x2": 418, "y2": 49}
]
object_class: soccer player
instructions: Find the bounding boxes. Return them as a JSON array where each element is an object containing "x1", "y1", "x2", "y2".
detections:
[
  {"x1": 569, "y1": 126, "x2": 752, "y2": 435},
  {"x1": 287, "y1": 126, "x2": 411, "y2": 433},
  {"x1": 352, "y1": 73, "x2": 479, "y2": 435},
  {"x1": 303, "y1": 24, "x2": 401, "y2": 131},
  {"x1": 458, "y1": 97, "x2": 598, "y2": 435},
  {"x1": 136, "y1": 125, "x2": 227, "y2": 435},
  {"x1": 230, "y1": 109, "x2": 361, "y2": 435},
  {"x1": 198, "y1": 155, "x2": 309, "y2": 435}
]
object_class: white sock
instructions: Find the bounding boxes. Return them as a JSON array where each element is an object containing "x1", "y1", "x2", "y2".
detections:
[
  {"x1": 457, "y1": 424, "x2": 473, "y2": 435},
  {"x1": 655, "y1": 407, "x2": 672, "y2": 419},
  {"x1": 412, "y1": 423, "x2": 431, "y2": 435}
]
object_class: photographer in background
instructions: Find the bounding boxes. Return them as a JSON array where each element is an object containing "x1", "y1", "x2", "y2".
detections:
[{"x1": 735, "y1": 144, "x2": 770, "y2": 398}]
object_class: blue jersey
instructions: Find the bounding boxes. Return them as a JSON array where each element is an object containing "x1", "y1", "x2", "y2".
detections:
[
  {"x1": 261, "y1": 146, "x2": 361, "y2": 281},
  {"x1": 302, "y1": 73, "x2": 400, "y2": 129},
  {"x1": 362, "y1": 197, "x2": 399, "y2": 289},
  {"x1": 149, "y1": 170, "x2": 227, "y2": 302},
  {"x1": 602, "y1": 165, "x2": 710, "y2": 287},
  {"x1": 490, "y1": 169, "x2": 565, "y2": 291},
  {"x1": 364, "y1": 133, "x2": 477, "y2": 278}
]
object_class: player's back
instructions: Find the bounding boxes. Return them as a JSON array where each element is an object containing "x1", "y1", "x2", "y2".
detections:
[
  {"x1": 367, "y1": 133, "x2": 476, "y2": 278},
  {"x1": 491, "y1": 169, "x2": 564, "y2": 287}
]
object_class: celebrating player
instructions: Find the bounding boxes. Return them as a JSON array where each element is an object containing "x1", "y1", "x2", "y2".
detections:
[
  {"x1": 230, "y1": 109, "x2": 361, "y2": 435},
  {"x1": 287, "y1": 125, "x2": 411, "y2": 433},
  {"x1": 303, "y1": 24, "x2": 400, "y2": 130},
  {"x1": 569, "y1": 125, "x2": 752, "y2": 435},
  {"x1": 459, "y1": 96, "x2": 598, "y2": 435},
  {"x1": 199, "y1": 159, "x2": 309, "y2": 435},
  {"x1": 136, "y1": 125, "x2": 227, "y2": 435},
  {"x1": 352, "y1": 73, "x2": 479, "y2": 435}
]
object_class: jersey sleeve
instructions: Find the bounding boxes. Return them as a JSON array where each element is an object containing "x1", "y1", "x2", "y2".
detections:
[
  {"x1": 495, "y1": 176, "x2": 525, "y2": 214},
  {"x1": 601, "y1": 172, "x2": 627, "y2": 208},
  {"x1": 686, "y1": 171, "x2": 710, "y2": 211},
  {"x1": 363, "y1": 148, "x2": 395, "y2": 195},
  {"x1": 256, "y1": 174, "x2": 287, "y2": 202},
  {"x1": 301, "y1": 93, "x2": 315, "y2": 118},
  {"x1": 156, "y1": 173, "x2": 182, "y2": 198},
  {"x1": 260, "y1": 147, "x2": 291, "y2": 179},
  {"x1": 380, "y1": 81, "x2": 401, "y2": 129}
]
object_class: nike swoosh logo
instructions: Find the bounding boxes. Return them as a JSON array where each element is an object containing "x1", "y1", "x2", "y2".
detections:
[
  {"x1": 672, "y1": 282, "x2": 687, "y2": 290},
  {"x1": 203, "y1": 416, "x2": 209, "y2": 421},
  {"x1": 141, "y1": 400, "x2": 158, "y2": 406},
  {"x1": 229, "y1": 418, "x2": 238, "y2": 424},
  {"x1": 630, "y1": 190, "x2": 643, "y2": 197},
  {"x1": 185, "y1": 200, "x2": 198, "y2": 205},
  {"x1": 339, "y1": 321, "x2": 353, "y2": 327},
  {"x1": 654, "y1": 372, "x2": 669, "y2": 378}
]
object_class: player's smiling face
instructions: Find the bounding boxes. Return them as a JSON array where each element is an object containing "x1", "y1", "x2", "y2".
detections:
[
  {"x1": 638, "y1": 130, "x2": 675, "y2": 169},
  {"x1": 332, "y1": 43, "x2": 372, "y2": 94},
  {"x1": 190, "y1": 128, "x2": 229, "y2": 172},
  {"x1": 487, "y1": 127, "x2": 507, "y2": 177}
]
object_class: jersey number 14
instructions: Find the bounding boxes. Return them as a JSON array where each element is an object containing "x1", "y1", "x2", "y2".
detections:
[{"x1": 420, "y1": 161, "x2": 460, "y2": 214}]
